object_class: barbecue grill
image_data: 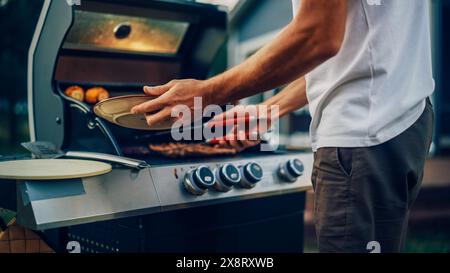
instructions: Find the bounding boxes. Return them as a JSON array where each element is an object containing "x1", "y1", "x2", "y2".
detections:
[{"x1": 3, "y1": 0, "x2": 313, "y2": 252}]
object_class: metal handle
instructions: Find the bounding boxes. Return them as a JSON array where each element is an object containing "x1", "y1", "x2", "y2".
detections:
[{"x1": 65, "y1": 151, "x2": 148, "y2": 169}]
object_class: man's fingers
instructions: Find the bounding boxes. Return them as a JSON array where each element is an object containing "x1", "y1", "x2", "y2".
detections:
[
  {"x1": 144, "y1": 107, "x2": 173, "y2": 127},
  {"x1": 222, "y1": 127, "x2": 243, "y2": 151},
  {"x1": 237, "y1": 129, "x2": 247, "y2": 141},
  {"x1": 207, "y1": 108, "x2": 240, "y2": 128},
  {"x1": 143, "y1": 84, "x2": 172, "y2": 96},
  {"x1": 131, "y1": 96, "x2": 167, "y2": 114},
  {"x1": 240, "y1": 139, "x2": 261, "y2": 148},
  {"x1": 207, "y1": 112, "x2": 226, "y2": 128},
  {"x1": 227, "y1": 139, "x2": 243, "y2": 151}
]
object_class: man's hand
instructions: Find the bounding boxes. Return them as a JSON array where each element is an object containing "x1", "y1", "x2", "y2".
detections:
[
  {"x1": 131, "y1": 79, "x2": 212, "y2": 126},
  {"x1": 211, "y1": 77, "x2": 308, "y2": 152},
  {"x1": 207, "y1": 105, "x2": 273, "y2": 152},
  {"x1": 214, "y1": 127, "x2": 262, "y2": 153},
  {"x1": 131, "y1": 0, "x2": 346, "y2": 127}
]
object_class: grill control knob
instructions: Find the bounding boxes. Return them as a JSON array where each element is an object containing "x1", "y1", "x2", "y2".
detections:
[
  {"x1": 278, "y1": 158, "x2": 304, "y2": 182},
  {"x1": 239, "y1": 162, "x2": 263, "y2": 189},
  {"x1": 183, "y1": 166, "x2": 216, "y2": 195},
  {"x1": 213, "y1": 163, "x2": 242, "y2": 192}
]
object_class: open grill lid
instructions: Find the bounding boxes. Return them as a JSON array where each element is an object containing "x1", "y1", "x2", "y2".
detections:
[
  {"x1": 28, "y1": 0, "x2": 227, "y2": 149},
  {"x1": 55, "y1": 0, "x2": 228, "y2": 85}
]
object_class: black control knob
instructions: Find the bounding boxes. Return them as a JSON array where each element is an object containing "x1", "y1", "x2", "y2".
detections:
[
  {"x1": 278, "y1": 158, "x2": 304, "y2": 182},
  {"x1": 183, "y1": 166, "x2": 216, "y2": 195},
  {"x1": 214, "y1": 163, "x2": 242, "y2": 192},
  {"x1": 239, "y1": 162, "x2": 263, "y2": 189}
]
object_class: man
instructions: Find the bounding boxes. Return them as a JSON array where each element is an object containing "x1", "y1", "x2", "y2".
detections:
[{"x1": 132, "y1": 0, "x2": 434, "y2": 252}]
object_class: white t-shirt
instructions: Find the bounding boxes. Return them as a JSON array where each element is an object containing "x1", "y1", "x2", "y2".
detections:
[{"x1": 292, "y1": 0, "x2": 434, "y2": 151}]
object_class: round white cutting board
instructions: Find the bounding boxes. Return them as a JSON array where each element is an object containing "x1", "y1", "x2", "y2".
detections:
[{"x1": 0, "y1": 159, "x2": 112, "y2": 180}]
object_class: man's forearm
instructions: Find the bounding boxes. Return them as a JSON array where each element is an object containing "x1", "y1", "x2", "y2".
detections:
[
  {"x1": 262, "y1": 77, "x2": 308, "y2": 118},
  {"x1": 208, "y1": 0, "x2": 347, "y2": 105}
]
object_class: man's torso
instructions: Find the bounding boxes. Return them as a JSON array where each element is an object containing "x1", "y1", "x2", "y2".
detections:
[{"x1": 292, "y1": 0, "x2": 434, "y2": 151}]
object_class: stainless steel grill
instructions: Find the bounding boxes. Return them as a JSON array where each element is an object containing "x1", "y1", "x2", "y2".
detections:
[{"x1": 5, "y1": 0, "x2": 315, "y2": 252}]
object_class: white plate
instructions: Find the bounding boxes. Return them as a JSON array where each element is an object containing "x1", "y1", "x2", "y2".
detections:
[{"x1": 93, "y1": 95, "x2": 174, "y2": 130}]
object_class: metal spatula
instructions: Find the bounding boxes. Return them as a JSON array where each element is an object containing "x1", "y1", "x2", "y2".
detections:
[{"x1": 21, "y1": 141, "x2": 65, "y2": 159}]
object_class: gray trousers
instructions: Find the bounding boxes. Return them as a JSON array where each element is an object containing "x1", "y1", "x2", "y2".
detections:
[{"x1": 311, "y1": 98, "x2": 434, "y2": 253}]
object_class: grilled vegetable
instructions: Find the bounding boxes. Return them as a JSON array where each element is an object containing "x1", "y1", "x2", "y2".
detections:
[
  {"x1": 86, "y1": 87, "x2": 110, "y2": 104},
  {"x1": 64, "y1": 86, "x2": 85, "y2": 102},
  {"x1": 97, "y1": 89, "x2": 110, "y2": 102}
]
